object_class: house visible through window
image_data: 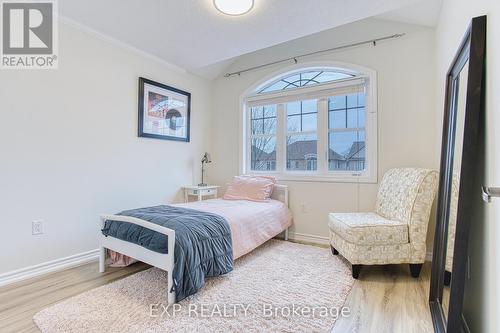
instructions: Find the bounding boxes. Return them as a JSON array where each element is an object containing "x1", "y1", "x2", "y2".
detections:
[
  {"x1": 328, "y1": 93, "x2": 366, "y2": 171},
  {"x1": 286, "y1": 99, "x2": 318, "y2": 171},
  {"x1": 244, "y1": 66, "x2": 377, "y2": 182},
  {"x1": 250, "y1": 105, "x2": 277, "y2": 171}
]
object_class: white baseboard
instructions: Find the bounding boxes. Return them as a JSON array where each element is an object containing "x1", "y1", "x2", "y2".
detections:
[
  {"x1": 288, "y1": 232, "x2": 330, "y2": 245},
  {"x1": 0, "y1": 241, "x2": 433, "y2": 287},
  {"x1": 0, "y1": 249, "x2": 100, "y2": 287}
]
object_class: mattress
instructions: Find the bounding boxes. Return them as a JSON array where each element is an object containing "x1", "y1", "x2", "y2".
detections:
[{"x1": 174, "y1": 198, "x2": 292, "y2": 259}]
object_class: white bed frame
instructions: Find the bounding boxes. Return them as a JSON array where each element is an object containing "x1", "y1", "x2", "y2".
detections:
[{"x1": 99, "y1": 184, "x2": 289, "y2": 305}]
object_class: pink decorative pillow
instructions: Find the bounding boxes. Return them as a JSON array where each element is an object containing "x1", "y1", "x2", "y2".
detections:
[{"x1": 223, "y1": 176, "x2": 276, "y2": 202}]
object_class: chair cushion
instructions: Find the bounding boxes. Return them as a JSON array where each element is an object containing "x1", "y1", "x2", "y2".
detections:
[{"x1": 328, "y1": 213, "x2": 409, "y2": 246}]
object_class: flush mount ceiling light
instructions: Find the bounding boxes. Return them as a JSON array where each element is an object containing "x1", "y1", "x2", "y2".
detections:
[{"x1": 213, "y1": 0, "x2": 254, "y2": 16}]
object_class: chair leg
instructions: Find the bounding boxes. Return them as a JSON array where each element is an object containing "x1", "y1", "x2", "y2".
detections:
[
  {"x1": 330, "y1": 245, "x2": 339, "y2": 255},
  {"x1": 352, "y1": 265, "x2": 362, "y2": 279},
  {"x1": 409, "y1": 264, "x2": 423, "y2": 278}
]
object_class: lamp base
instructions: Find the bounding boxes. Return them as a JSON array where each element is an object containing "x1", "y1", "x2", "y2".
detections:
[{"x1": 198, "y1": 183, "x2": 208, "y2": 187}]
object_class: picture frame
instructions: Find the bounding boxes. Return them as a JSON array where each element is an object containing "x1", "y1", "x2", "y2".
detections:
[{"x1": 138, "y1": 77, "x2": 191, "y2": 142}]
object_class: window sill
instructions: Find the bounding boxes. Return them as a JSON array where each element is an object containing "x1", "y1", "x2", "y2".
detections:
[{"x1": 244, "y1": 172, "x2": 377, "y2": 184}]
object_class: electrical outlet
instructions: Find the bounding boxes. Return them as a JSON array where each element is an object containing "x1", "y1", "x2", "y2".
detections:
[{"x1": 32, "y1": 220, "x2": 43, "y2": 235}]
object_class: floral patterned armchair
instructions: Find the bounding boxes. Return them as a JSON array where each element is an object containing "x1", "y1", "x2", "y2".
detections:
[{"x1": 328, "y1": 168, "x2": 438, "y2": 279}]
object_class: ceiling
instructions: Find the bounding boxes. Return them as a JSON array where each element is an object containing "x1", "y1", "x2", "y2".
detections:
[
  {"x1": 60, "y1": 0, "x2": 442, "y2": 78},
  {"x1": 376, "y1": 0, "x2": 443, "y2": 27}
]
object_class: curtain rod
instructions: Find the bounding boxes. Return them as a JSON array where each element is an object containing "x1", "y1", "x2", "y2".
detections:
[{"x1": 223, "y1": 33, "x2": 406, "y2": 78}]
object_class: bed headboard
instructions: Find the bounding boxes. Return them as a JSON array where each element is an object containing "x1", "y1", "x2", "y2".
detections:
[{"x1": 271, "y1": 184, "x2": 289, "y2": 207}]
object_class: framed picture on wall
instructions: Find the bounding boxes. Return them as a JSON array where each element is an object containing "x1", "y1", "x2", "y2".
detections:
[{"x1": 138, "y1": 77, "x2": 191, "y2": 142}]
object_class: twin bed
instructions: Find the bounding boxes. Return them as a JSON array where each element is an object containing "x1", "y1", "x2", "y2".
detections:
[{"x1": 99, "y1": 184, "x2": 291, "y2": 304}]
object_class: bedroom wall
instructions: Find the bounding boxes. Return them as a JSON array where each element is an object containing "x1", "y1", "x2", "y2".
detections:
[
  {"x1": 434, "y1": 1, "x2": 500, "y2": 331},
  {"x1": 0, "y1": 21, "x2": 213, "y2": 274},
  {"x1": 210, "y1": 19, "x2": 438, "y2": 248}
]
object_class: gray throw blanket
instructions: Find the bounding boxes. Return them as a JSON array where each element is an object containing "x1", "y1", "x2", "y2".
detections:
[{"x1": 101, "y1": 205, "x2": 233, "y2": 301}]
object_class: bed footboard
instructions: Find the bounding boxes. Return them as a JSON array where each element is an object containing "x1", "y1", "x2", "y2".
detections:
[{"x1": 99, "y1": 214, "x2": 176, "y2": 304}]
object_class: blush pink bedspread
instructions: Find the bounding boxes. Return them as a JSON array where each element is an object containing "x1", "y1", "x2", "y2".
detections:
[
  {"x1": 176, "y1": 199, "x2": 292, "y2": 259},
  {"x1": 108, "y1": 199, "x2": 292, "y2": 266}
]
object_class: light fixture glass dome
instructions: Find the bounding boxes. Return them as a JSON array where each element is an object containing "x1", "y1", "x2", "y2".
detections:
[{"x1": 213, "y1": 0, "x2": 254, "y2": 16}]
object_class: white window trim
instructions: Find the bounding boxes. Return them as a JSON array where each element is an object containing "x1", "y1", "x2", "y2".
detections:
[{"x1": 239, "y1": 61, "x2": 378, "y2": 184}]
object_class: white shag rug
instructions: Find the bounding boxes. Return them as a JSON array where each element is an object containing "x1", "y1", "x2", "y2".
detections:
[{"x1": 34, "y1": 240, "x2": 354, "y2": 333}]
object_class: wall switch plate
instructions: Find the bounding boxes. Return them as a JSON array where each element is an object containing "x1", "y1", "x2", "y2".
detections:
[
  {"x1": 301, "y1": 203, "x2": 308, "y2": 213},
  {"x1": 32, "y1": 220, "x2": 43, "y2": 235}
]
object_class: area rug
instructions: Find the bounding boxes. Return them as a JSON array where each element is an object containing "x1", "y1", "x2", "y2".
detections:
[{"x1": 34, "y1": 240, "x2": 354, "y2": 333}]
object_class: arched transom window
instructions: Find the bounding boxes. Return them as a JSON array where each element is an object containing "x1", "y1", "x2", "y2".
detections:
[
  {"x1": 243, "y1": 65, "x2": 377, "y2": 183},
  {"x1": 258, "y1": 70, "x2": 354, "y2": 93}
]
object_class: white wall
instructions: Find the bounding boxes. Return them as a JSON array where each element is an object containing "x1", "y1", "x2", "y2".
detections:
[
  {"x1": 435, "y1": 1, "x2": 500, "y2": 332},
  {"x1": 211, "y1": 19, "x2": 438, "y2": 247},
  {"x1": 0, "y1": 22, "x2": 213, "y2": 274}
]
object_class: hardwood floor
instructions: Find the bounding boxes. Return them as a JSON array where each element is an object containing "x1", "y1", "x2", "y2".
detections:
[
  {"x1": 0, "y1": 258, "x2": 434, "y2": 333},
  {"x1": 332, "y1": 263, "x2": 434, "y2": 333},
  {"x1": 0, "y1": 262, "x2": 149, "y2": 333}
]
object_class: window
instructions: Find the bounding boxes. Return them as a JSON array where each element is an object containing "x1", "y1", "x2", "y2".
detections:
[
  {"x1": 286, "y1": 100, "x2": 318, "y2": 171},
  {"x1": 259, "y1": 70, "x2": 354, "y2": 93},
  {"x1": 328, "y1": 93, "x2": 365, "y2": 171},
  {"x1": 250, "y1": 105, "x2": 277, "y2": 171},
  {"x1": 243, "y1": 65, "x2": 377, "y2": 182}
]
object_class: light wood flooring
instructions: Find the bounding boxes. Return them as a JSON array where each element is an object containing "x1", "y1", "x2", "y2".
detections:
[
  {"x1": 0, "y1": 254, "x2": 434, "y2": 333},
  {"x1": 0, "y1": 262, "x2": 149, "y2": 333},
  {"x1": 333, "y1": 262, "x2": 433, "y2": 333}
]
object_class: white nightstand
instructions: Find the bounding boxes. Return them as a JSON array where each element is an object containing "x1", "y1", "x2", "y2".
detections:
[{"x1": 183, "y1": 185, "x2": 220, "y2": 203}]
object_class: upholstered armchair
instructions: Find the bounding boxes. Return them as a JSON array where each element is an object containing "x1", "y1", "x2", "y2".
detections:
[{"x1": 328, "y1": 168, "x2": 438, "y2": 279}]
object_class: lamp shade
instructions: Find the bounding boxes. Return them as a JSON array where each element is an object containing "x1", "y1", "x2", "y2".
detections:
[{"x1": 202, "y1": 152, "x2": 212, "y2": 163}]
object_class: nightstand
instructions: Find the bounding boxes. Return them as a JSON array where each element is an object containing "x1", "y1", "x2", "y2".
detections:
[{"x1": 183, "y1": 185, "x2": 220, "y2": 203}]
